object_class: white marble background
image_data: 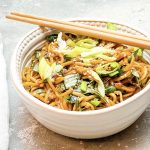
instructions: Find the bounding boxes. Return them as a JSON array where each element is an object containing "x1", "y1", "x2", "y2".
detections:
[{"x1": 1, "y1": 0, "x2": 150, "y2": 149}]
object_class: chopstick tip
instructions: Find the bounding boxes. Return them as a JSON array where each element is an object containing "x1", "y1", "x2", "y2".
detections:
[
  {"x1": 5, "y1": 15, "x2": 9, "y2": 19},
  {"x1": 11, "y1": 11, "x2": 18, "y2": 15}
]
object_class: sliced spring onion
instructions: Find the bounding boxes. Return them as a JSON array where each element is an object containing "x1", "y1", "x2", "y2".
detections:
[
  {"x1": 31, "y1": 60, "x2": 34, "y2": 67},
  {"x1": 110, "y1": 62, "x2": 119, "y2": 68},
  {"x1": 65, "y1": 46, "x2": 90, "y2": 58},
  {"x1": 82, "y1": 58, "x2": 92, "y2": 65},
  {"x1": 66, "y1": 95, "x2": 79, "y2": 107},
  {"x1": 133, "y1": 47, "x2": 143, "y2": 57},
  {"x1": 46, "y1": 34, "x2": 58, "y2": 42},
  {"x1": 105, "y1": 86, "x2": 116, "y2": 94},
  {"x1": 39, "y1": 57, "x2": 56, "y2": 80},
  {"x1": 33, "y1": 63, "x2": 39, "y2": 72},
  {"x1": 109, "y1": 70, "x2": 119, "y2": 77},
  {"x1": 66, "y1": 95, "x2": 79, "y2": 104},
  {"x1": 58, "y1": 83, "x2": 66, "y2": 92},
  {"x1": 66, "y1": 39, "x2": 76, "y2": 47},
  {"x1": 97, "y1": 54, "x2": 116, "y2": 61},
  {"x1": 64, "y1": 54, "x2": 72, "y2": 60},
  {"x1": 90, "y1": 70, "x2": 105, "y2": 97},
  {"x1": 85, "y1": 81, "x2": 95, "y2": 94},
  {"x1": 54, "y1": 64, "x2": 63, "y2": 73},
  {"x1": 93, "y1": 47, "x2": 115, "y2": 54},
  {"x1": 80, "y1": 81, "x2": 87, "y2": 92},
  {"x1": 76, "y1": 38, "x2": 98, "y2": 49},
  {"x1": 118, "y1": 69, "x2": 123, "y2": 75},
  {"x1": 107, "y1": 22, "x2": 117, "y2": 31},
  {"x1": 35, "y1": 50, "x2": 41, "y2": 59},
  {"x1": 63, "y1": 45, "x2": 115, "y2": 60},
  {"x1": 74, "y1": 87, "x2": 81, "y2": 92},
  {"x1": 128, "y1": 55, "x2": 132, "y2": 63},
  {"x1": 34, "y1": 89, "x2": 45, "y2": 94},
  {"x1": 57, "y1": 32, "x2": 67, "y2": 50},
  {"x1": 64, "y1": 74, "x2": 80, "y2": 89},
  {"x1": 90, "y1": 98, "x2": 100, "y2": 107},
  {"x1": 132, "y1": 69, "x2": 139, "y2": 78},
  {"x1": 81, "y1": 47, "x2": 115, "y2": 58},
  {"x1": 96, "y1": 62, "x2": 120, "y2": 76}
]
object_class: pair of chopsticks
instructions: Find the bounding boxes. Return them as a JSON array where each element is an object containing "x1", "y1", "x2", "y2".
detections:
[{"x1": 6, "y1": 12, "x2": 150, "y2": 49}]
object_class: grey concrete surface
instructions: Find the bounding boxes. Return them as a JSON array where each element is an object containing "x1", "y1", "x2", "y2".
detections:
[{"x1": 1, "y1": 0, "x2": 150, "y2": 149}]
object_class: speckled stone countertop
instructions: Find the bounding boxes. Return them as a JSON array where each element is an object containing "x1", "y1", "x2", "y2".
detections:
[{"x1": 1, "y1": 0, "x2": 150, "y2": 149}]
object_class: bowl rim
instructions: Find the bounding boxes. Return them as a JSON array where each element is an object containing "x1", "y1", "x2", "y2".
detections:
[{"x1": 11, "y1": 18, "x2": 150, "y2": 116}]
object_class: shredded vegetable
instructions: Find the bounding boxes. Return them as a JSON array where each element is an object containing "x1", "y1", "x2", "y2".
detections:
[{"x1": 96, "y1": 62, "x2": 120, "y2": 76}]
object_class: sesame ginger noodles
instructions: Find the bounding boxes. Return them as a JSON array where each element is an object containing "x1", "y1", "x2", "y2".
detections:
[{"x1": 22, "y1": 32, "x2": 150, "y2": 111}]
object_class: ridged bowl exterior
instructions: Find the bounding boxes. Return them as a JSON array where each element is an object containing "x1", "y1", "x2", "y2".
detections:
[{"x1": 11, "y1": 20, "x2": 150, "y2": 139}]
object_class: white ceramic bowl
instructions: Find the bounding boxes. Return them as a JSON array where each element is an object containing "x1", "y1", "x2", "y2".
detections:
[{"x1": 11, "y1": 20, "x2": 150, "y2": 139}]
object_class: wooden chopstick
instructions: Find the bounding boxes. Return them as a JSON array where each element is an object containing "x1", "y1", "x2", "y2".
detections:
[
  {"x1": 6, "y1": 13, "x2": 150, "y2": 49},
  {"x1": 11, "y1": 11, "x2": 150, "y2": 43}
]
